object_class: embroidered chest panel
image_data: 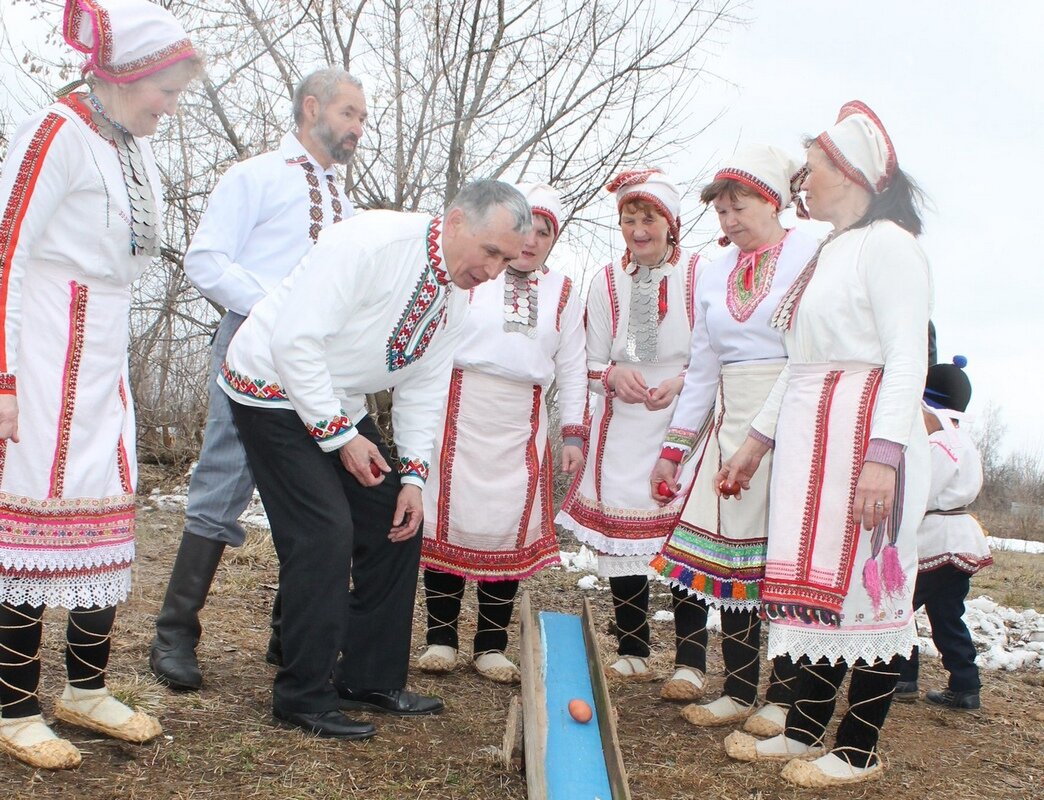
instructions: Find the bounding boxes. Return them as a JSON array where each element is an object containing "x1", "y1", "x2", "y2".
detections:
[
  {"x1": 726, "y1": 241, "x2": 784, "y2": 323},
  {"x1": 386, "y1": 217, "x2": 450, "y2": 372}
]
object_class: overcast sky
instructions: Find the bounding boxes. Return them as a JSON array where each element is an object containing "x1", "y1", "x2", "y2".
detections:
[
  {"x1": 640, "y1": 0, "x2": 1044, "y2": 456},
  {"x1": 2, "y1": 0, "x2": 1041, "y2": 455}
]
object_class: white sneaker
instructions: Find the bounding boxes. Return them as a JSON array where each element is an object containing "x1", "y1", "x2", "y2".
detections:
[
  {"x1": 743, "y1": 702, "x2": 788, "y2": 736},
  {"x1": 781, "y1": 751, "x2": 884, "y2": 786},
  {"x1": 473, "y1": 652, "x2": 520, "y2": 684},
  {"x1": 417, "y1": 645, "x2": 457, "y2": 674}
]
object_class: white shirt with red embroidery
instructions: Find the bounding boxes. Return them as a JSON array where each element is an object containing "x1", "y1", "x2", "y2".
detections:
[
  {"x1": 184, "y1": 132, "x2": 352, "y2": 315},
  {"x1": 663, "y1": 228, "x2": 819, "y2": 459},
  {"x1": 453, "y1": 268, "x2": 587, "y2": 436},
  {"x1": 916, "y1": 422, "x2": 992, "y2": 574},
  {"x1": 219, "y1": 212, "x2": 468, "y2": 487}
]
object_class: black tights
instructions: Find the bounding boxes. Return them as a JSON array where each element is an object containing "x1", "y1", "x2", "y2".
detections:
[
  {"x1": 0, "y1": 602, "x2": 116, "y2": 718},
  {"x1": 785, "y1": 655, "x2": 900, "y2": 768},
  {"x1": 423, "y1": 569, "x2": 519, "y2": 654},
  {"x1": 609, "y1": 575, "x2": 650, "y2": 657},
  {"x1": 671, "y1": 589, "x2": 798, "y2": 705}
]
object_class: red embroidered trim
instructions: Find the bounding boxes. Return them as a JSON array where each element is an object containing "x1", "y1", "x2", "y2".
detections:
[
  {"x1": 435, "y1": 368, "x2": 464, "y2": 541},
  {"x1": 685, "y1": 253, "x2": 699, "y2": 329},
  {"x1": 386, "y1": 218, "x2": 448, "y2": 372},
  {"x1": 726, "y1": 237, "x2": 785, "y2": 323},
  {"x1": 532, "y1": 206, "x2": 560, "y2": 239},
  {"x1": 220, "y1": 363, "x2": 288, "y2": 402},
  {"x1": 420, "y1": 536, "x2": 560, "y2": 580},
  {"x1": 795, "y1": 370, "x2": 841, "y2": 577},
  {"x1": 592, "y1": 394, "x2": 614, "y2": 503},
  {"x1": 57, "y1": 94, "x2": 99, "y2": 133},
  {"x1": 840, "y1": 368, "x2": 883, "y2": 595},
  {"x1": 398, "y1": 456, "x2": 429, "y2": 482},
  {"x1": 555, "y1": 277, "x2": 572, "y2": 332},
  {"x1": 604, "y1": 264, "x2": 619, "y2": 338},
  {"x1": 561, "y1": 423, "x2": 587, "y2": 441},
  {"x1": 515, "y1": 385, "x2": 543, "y2": 548},
  {"x1": 49, "y1": 281, "x2": 89, "y2": 499},
  {"x1": 306, "y1": 412, "x2": 355, "y2": 443},
  {"x1": 714, "y1": 168, "x2": 782, "y2": 208},
  {"x1": 564, "y1": 497, "x2": 683, "y2": 540},
  {"x1": 116, "y1": 376, "x2": 133, "y2": 495},
  {"x1": 0, "y1": 374, "x2": 15, "y2": 393},
  {"x1": 0, "y1": 113, "x2": 66, "y2": 371}
]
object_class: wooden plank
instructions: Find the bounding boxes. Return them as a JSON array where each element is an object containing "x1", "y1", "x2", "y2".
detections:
[
  {"x1": 518, "y1": 592, "x2": 548, "y2": 800},
  {"x1": 501, "y1": 694, "x2": 524, "y2": 771},
  {"x1": 582, "y1": 597, "x2": 632, "y2": 800}
]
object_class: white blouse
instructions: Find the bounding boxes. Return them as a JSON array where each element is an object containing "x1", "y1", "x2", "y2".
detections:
[
  {"x1": 454, "y1": 268, "x2": 587, "y2": 431},
  {"x1": 664, "y1": 228, "x2": 819, "y2": 452},
  {"x1": 752, "y1": 220, "x2": 934, "y2": 448}
]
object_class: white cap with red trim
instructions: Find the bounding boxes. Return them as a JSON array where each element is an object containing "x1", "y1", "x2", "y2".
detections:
[
  {"x1": 815, "y1": 100, "x2": 897, "y2": 194},
  {"x1": 514, "y1": 182, "x2": 563, "y2": 239},
  {"x1": 64, "y1": 0, "x2": 197, "y2": 84}
]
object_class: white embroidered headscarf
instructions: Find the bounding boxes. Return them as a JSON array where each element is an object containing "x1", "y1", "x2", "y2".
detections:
[
  {"x1": 515, "y1": 183, "x2": 563, "y2": 239},
  {"x1": 815, "y1": 100, "x2": 897, "y2": 194}
]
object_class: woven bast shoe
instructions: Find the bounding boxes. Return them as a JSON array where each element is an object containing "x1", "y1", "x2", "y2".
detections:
[
  {"x1": 53, "y1": 686, "x2": 162, "y2": 744},
  {"x1": 724, "y1": 731, "x2": 825, "y2": 762},
  {"x1": 604, "y1": 655, "x2": 657, "y2": 682},
  {"x1": 660, "y1": 667, "x2": 706, "y2": 701},
  {"x1": 742, "y1": 702, "x2": 788, "y2": 737},
  {"x1": 417, "y1": 645, "x2": 457, "y2": 674},
  {"x1": 473, "y1": 652, "x2": 521, "y2": 685},
  {"x1": 0, "y1": 715, "x2": 82, "y2": 770},
  {"x1": 781, "y1": 752, "x2": 884, "y2": 787},
  {"x1": 681, "y1": 695, "x2": 755, "y2": 727}
]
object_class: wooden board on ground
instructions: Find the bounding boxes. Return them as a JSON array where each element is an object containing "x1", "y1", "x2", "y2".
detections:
[{"x1": 514, "y1": 591, "x2": 631, "y2": 800}]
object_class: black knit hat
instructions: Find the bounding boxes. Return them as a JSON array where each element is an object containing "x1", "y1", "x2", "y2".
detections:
[{"x1": 924, "y1": 355, "x2": 972, "y2": 412}]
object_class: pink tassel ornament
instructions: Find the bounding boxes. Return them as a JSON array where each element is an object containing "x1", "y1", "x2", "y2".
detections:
[
  {"x1": 862, "y1": 557, "x2": 883, "y2": 610},
  {"x1": 881, "y1": 544, "x2": 907, "y2": 596}
]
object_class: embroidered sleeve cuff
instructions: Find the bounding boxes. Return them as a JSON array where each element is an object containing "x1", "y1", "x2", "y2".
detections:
[
  {"x1": 0, "y1": 373, "x2": 15, "y2": 395},
  {"x1": 864, "y1": 437, "x2": 904, "y2": 469},
  {"x1": 308, "y1": 413, "x2": 359, "y2": 452},
  {"x1": 660, "y1": 445, "x2": 685, "y2": 463},
  {"x1": 664, "y1": 425, "x2": 699, "y2": 451},
  {"x1": 749, "y1": 428, "x2": 775, "y2": 450},
  {"x1": 561, "y1": 423, "x2": 588, "y2": 442},
  {"x1": 397, "y1": 456, "x2": 429, "y2": 484}
]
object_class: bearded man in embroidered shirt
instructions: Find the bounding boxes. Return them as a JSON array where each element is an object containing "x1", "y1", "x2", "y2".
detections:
[{"x1": 218, "y1": 180, "x2": 529, "y2": 739}]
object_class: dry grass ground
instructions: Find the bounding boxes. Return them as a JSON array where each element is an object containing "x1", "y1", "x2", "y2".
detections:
[{"x1": 3, "y1": 507, "x2": 1042, "y2": 800}]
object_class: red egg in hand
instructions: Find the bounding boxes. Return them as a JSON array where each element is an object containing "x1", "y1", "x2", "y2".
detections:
[
  {"x1": 657, "y1": 480, "x2": 676, "y2": 500},
  {"x1": 369, "y1": 462, "x2": 382, "y2": 479},
  {"x1": 568, "y1": 698, "x2": 593, "y2": 724},
  {"x1": 719, "y1": 479, "x2": 741, "y2": 498}
]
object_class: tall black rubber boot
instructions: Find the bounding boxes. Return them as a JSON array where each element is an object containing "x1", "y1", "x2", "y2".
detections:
[{"x1": 149, "y1": 532, "x2": 226, "y2": 690}]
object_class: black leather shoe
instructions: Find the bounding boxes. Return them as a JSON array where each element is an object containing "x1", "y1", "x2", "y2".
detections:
[
  {"x1": 925, "y1": 688, "x2": 980, "y2": 710},
  {"x1": 336, "y1": 687, "x2": 444, "y2": 717},
  {"x1": 893, "y1": 680, "x2": 919, "y2": 702},
  {"x1": 272, "y1": 708, "x2": 376, "y2": 740}
]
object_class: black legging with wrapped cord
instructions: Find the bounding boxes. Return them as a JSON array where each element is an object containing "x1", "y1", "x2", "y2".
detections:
[
  {"x1": 423, "y1": 569, "x2": 519, "y2": 655},
  {"x1": 785, "y1": 655, "x2": 901, "y2": 768},
  {"x1": 0, "y1": 602, "x2": 116, "y2": 718},
  {"x1": 671, "y1": 588, "x2": 798, "y2": 705}
]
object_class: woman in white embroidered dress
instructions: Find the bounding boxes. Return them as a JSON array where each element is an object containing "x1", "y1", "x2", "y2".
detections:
[
  {"x1": 647, "y1": 146, "x2": 816, "y2": 730},
  {"x1": 418, "y1": 184, "x2": 587, "y2": 684},
  {"x1": 719, "y1": 102, "x2": 932, "y2": 787},
  {"x1": 556, "y1": 169, "x2": 700, "y2": 680},
  {"x1": 0, "y1": 0, "x2": 198, "y2": 770}
]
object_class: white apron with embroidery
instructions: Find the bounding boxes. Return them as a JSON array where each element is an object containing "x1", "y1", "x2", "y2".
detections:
[{"x1": 0, "y1": 98, "x2": 159, "y2": 608}]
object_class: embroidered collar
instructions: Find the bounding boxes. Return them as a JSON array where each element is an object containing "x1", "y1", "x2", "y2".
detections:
[
  {"x1": 427, "y1": 217, "x2": 449, "y2": 286},
  {"x1": 280, "y1": 132, "x2": 337, "y2": 178}
]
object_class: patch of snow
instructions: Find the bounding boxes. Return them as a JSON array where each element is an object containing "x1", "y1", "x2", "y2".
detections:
[
  {"x1": 913, "y1": 594, "x2": 1044, "y2": 671},
  {"x1": 988, "y1": 536, "x2": 1044, "y2": 555}
]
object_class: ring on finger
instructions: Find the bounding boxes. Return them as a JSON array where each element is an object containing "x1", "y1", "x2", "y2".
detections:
[{"x1": 873, "y1": 500, "x2": 885, "y2": 508}]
